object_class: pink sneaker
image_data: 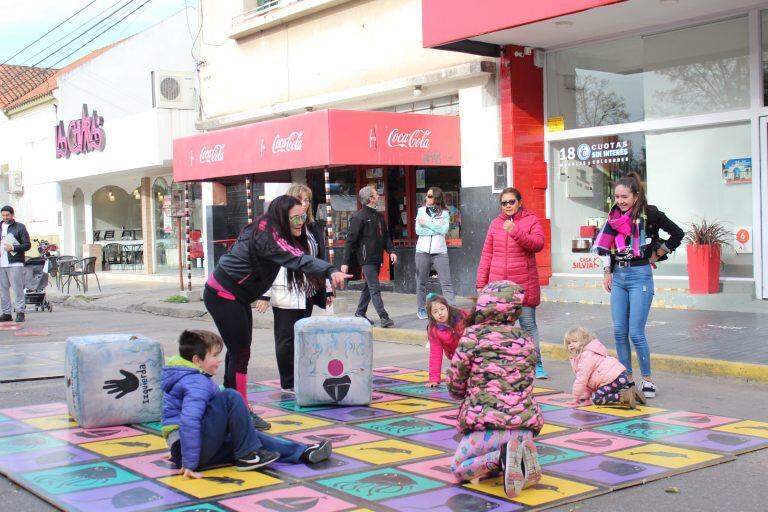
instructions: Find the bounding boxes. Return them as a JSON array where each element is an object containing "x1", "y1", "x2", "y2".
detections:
[
  {"x1": 499, "y1": 438, "x2": 525, "y2": 498},
  {"x1": 521, "y1": 440, "x2": 542, "y2": 489}
]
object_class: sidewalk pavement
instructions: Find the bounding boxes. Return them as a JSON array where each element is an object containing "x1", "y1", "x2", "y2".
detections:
[{"x1": 48, "y1": 273, "x2": 768, "y2": 382}]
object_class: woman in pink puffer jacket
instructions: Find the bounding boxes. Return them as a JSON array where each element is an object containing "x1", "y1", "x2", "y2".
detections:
[
  {"x1": 565, "y1": 326, "x2": 646, "y2": 408},
  {"x1": 476, "y1": 187, "x2": 547, "y2": 378}
]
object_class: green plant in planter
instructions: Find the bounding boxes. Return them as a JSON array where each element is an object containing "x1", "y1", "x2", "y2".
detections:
[
  {"x1": 683, "y1": 219, "x2": 731, "y2": 294},
  {"x1": 165, "y1": 294, "x2": 189, "y2": 304}
]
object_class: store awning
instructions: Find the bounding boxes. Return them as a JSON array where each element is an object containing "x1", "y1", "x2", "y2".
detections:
[{"x1": 172, "y1": 109, "x2": 460, "y2": 182}]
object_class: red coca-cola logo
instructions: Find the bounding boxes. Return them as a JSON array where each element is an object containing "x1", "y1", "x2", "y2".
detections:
[
  {"x1": 272, "y1": 131, "x2": 304, "y2": 153},
  {"x1": 386, "y1": 128, "x2": 431, "y2": 149},
  {"x1": 199, "y1": 144, "x2": 225, "y2": 163}
]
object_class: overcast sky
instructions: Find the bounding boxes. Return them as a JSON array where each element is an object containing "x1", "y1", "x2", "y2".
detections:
[{"x1": 0, "y1": 0, "x2": 196, "y2": 69}]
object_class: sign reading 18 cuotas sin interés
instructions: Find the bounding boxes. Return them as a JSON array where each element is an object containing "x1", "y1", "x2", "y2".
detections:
[
  {"x1": 559, "y1": 140, "x2": 630, "y2": 167},
  {"x1": 55, "y1": 104, "x2": 106, "y2": 159}
]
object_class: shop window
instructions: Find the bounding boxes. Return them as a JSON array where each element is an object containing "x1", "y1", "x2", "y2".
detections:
[
  {"x1": 547, "y1": 17, "x2": 749, "y2": 130},
  {"x1": 762, "y1": 10, "x2": 768, "y2": 105},
  {"x1": 550, "y1": 124, "x2": 752, "y2": 278},
  {"x1": 415, "y1": 167, "x2": 461, "y2": 243}
]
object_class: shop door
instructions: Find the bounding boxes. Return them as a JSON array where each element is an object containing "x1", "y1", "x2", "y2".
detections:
[{"x1": 760, "y1": 117, "x2": 768, "y2": 298}]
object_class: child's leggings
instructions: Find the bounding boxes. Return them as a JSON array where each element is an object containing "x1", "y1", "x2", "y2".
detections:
[
  {"x1": 203, "y1": 286, "x2": 253, "y2": 405},
  {"x1": 452, "y1": 429, "x2": 534, "y2": 482},
  {"x1": 591, "y1": 370, "x2": 632, "y2": 405}
]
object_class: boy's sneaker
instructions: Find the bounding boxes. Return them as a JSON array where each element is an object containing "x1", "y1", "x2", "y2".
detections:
[
  {"x1": 520, "y1": 439, "x2": 542, "y2": 489},
  {"x1": 236, "y1": 449, "x2": 280, "y2": 471},
  {"x1": 641, "y1": 380, "x2": 656, "y2": 399},
  {"x1": 280, "y1": 387, "x2": 294, "y2": 394},
  {"x1": 499, "y1": 438, "x2": 525, "y2": 498},
  {"x1": 300, "y1": 440, "x2": 332, "y2": 464},
  {"x1": 0, "y1": 314, "x2": 11, "y2": 322},
  {"x1": 380, "y1": 316, "x2": 395, "y2": 328},
  {"x1": 416, "y1": 308, "x2": 428, "y2": 320},
  {"x1": 354, "y1": 313, "x2": 374, "y2": 325},
  {"x1": 534, "y1": 362, "x2": 548, "y2": 380},
  {"x1": 250, "y1": 412, "x2": 272, "y2": 431}
]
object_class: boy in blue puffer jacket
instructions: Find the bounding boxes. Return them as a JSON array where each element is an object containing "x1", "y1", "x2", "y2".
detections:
[{"x1": 162, "y1": 329, "x2": 331, "y2": 477}]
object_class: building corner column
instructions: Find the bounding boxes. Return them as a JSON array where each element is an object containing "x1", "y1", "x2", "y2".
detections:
[
  {"x1": 500, "y1": 45, "x2": 551, "y2": 284},
  {"x1": 140, "y1": 177, "x2": 155, "y2": 274}
]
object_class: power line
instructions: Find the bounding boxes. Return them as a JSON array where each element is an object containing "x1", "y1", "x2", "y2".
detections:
[
  {"x1": 0, "y1": 0, "x2": 98, "y2": 66},
  {"x1": 0, "y1": 0, "x2": 139, "y2": 103}
]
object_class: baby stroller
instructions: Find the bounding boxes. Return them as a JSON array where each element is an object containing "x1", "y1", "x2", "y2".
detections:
[{"x1": 24, "y1": 257, "x2": 53, "y2": 312}]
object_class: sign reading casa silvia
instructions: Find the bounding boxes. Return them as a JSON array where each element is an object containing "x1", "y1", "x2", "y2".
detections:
[
  {"x1": 173, "y1": 109, "x2": 460, "y2": 182},
  {"x1": 55, "y1": 104, "x2": 106, "y2": 159}
]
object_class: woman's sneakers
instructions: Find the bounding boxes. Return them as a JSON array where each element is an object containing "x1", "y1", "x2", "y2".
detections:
[
  {"x1": 236, "y1": 449, "x2": 280, "y2": 471},
  {"x1": 499, "y1": 438, "x2": 541, "y2": 498},
  {"x1": 534, "y1": 362, "x2": 548, "y2": 380},
  {"x1": 300, "y1": 440, "x2": 332, "y2": 464},
  {"x1": 417, "y1": 308, "x2": 428, "y2": 320},
  {"x1": 641, "y1": 380, "x2": 657, "y2": 399}
]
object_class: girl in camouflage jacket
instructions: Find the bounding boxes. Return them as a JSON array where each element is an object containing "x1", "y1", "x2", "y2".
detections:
[{"x1": 447, "y1": 280, "x2": 544, "y2": 497}]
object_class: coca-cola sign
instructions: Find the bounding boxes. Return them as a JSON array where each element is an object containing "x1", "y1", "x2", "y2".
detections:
[
  {"x1": 272, "y1": 131, "x2": 304, "y2": 153},
  {"x1": 387, "y1": 128, "x2": 431, "y2": 149},
  {"x1": 199, "y1": 144, "x2": 225, "y2": 164},
  {"x1": 55, "y1": 104, "x2": 106, "y2": 159}
]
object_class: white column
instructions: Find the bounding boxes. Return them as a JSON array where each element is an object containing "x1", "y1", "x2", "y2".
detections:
[
  {"x1": 458, "y1": 79, "x2": 501, "y2": 189},
  {"x1": 83, "y1": 187, "x2": 94, "y2": 259},
  {"x1": 201, "y1": 181, "x2": 213, "y2": 277}
]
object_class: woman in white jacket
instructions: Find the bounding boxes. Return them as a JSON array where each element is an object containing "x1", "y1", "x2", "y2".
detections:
[
  {"x1": 256, "y1": 184, "x2": 332, "y2": 392},
  {"x1": 415, "y1": 186, "x2": 455, "y2": 319}
]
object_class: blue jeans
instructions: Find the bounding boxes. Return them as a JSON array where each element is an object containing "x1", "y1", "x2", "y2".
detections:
[
  {"x1": 518, "y1": 306, "x2": 541, "y2": 362},
  {"x1": 610, "y1": 265, "x2": 654, "y2": 378},
  {"x1": 172, "y1": 389, "x2": 306, "y2": 470}
]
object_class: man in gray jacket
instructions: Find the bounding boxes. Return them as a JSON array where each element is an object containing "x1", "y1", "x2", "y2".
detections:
[{"x1": 0, "y1": 206, "x2": 31, "y2": 322}]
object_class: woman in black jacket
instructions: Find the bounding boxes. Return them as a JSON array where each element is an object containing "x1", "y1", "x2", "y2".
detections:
[
  {"x1": 594, "y1": 172, "x2": 683, "y2": 400},
  {"x1": 203, "y1": 195, "x2": 349, "y2": 428},
  {"x1": 256, "y1": 184, "x2": 331, "y2": 392}
]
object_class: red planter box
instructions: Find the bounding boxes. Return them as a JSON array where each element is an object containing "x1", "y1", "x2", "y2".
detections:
[{"x1": 686, "y1": 244, "x2": 721, "y2": 294}]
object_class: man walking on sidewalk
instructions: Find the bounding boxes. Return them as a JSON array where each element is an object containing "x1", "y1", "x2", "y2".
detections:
[
  {"x1": 0, "y1": 206, "x2": 30, "y2": 322},
  {"x1": 341, "y1": 186, "x2": 397, "y2": 328}
]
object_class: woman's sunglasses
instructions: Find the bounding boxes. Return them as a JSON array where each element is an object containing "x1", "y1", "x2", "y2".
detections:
[
  {"x1": 289, "y1": 213, "x2": 307, "y2": 226},
  {"x1": 501, "y1": 199, "x2": 517, "y2": 207}
]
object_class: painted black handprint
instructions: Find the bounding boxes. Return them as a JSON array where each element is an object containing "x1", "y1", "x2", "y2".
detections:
[{"x1": 103, "y1": 369, "x2": 139, "y2": 399}]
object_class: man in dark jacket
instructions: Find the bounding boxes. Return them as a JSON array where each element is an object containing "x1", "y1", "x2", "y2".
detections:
[
  {"x1": 341, "y1": 186, "x2": 397, "y2": 327},
  {"x1": 0, "y1": 206, "x2": 30, "y2": 322}
]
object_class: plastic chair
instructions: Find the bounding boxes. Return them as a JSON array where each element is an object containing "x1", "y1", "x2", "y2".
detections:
[
  {"x1": 189, "y1": 230, "x2": 204, "y2": 265},
  {"x1": 103, "y1": 243, "x2": 123, "y2": 270},
  {"x1": 103, "y1": 230, "x2": 115, "y2": 240},
  {"x1": 93, "y1": 230, "x2": 101, "y2": 241},
  {"x1": 59, "y1": 259, "x2": 80, "y2": 294},
  {"x1": 68, "y1": 257, "x2": 100, "y2": 293},
  {"x1": 54, "y1": 256, "x2": 76, "y2": 291}
]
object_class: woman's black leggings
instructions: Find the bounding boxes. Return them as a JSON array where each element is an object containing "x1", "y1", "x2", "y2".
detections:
[{"x1": 203, "y1": 286, "x2": 253, "y2": 403}]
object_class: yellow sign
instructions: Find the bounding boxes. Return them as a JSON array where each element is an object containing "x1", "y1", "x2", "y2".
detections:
[
  {"x1": 22, "y1": 415, "x2": 78, "y2": 431},
  {"x1": 370, "y1": 398, "x2": 450, "y2": 413},
  {"x1": 267, "y1": 414, "x2": 333, "y2": 434},
  {"x1": 713, "y1": 420, "x2": 768, "y2": 438},
  {"x1": 389, "y1": 371, "x2": 431, "y2": 383},
  {"x1": 466, "y1": 474, "x2": 598, "y2": 505},
  {"x1": 607, "y1": 442, "x2": 723, "y2": 469},
  {"x1": 578, "y1": 405, "x2": 667, "y2": 418},
  {"x1": 160, "y1": 466, "x2": 281, "y2": 498},
  {"x1": 547, "y1": 116, "x2": 565, "y2": 132},
  {"x1": 80, "y1": 434, "x2": 167, "y2": 457},
  {"x1": 337, "y1": 439, "x2": 442, "y2": 464}
]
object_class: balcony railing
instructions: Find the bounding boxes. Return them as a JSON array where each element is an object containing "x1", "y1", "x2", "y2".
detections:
[{"x1": 233, "y1": 0, "x2": 303, "y2": 25}]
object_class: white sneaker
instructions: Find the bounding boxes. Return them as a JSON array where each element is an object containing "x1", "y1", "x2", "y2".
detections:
[{"x1": 641, "y1": 380, "x2": 656, "y2": 399}]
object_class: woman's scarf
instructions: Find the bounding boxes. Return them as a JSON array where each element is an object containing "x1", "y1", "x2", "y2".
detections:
[{"x1": 593, "y1": 206, "x2": 647, "y2": 257}]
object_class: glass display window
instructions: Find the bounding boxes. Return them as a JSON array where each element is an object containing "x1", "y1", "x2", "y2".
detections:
[
  {"x1": 550, "y1": 123, "x2": 752, "y2": 278},
  {"x1": 414, "y1": 166, "x2": 461, "y2": 243}
]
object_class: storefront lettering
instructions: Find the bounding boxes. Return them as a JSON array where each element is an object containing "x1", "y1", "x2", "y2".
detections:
[
  {"x1": 387, "y1": 128, "x2": 431, "y2": 149},
  {"x1": 272, "y1": 131, "x2": 304, "y2": 153},
  {"x1": 572, "y1": 256, "x2": 602, "y2": 270},
  {"x1": 55, "y1": 104, "x2": 106, "y2": 159},
  {"x1": 559, "y1": 140, "x2": 630, "y2": 167},
  {"x1": 200, "y1": 144, "x2": 225, "y2": 163}
]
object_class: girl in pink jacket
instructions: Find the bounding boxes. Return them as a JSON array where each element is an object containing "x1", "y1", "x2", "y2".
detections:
[
  {"x1": 424, "y1": 293, "x2": 467, "y2": 388},
  {"x1": 565, "y1": 327, "x2": 646, "y2": 409}
]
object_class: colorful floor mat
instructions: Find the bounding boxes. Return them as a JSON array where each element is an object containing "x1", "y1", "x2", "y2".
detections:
[{"x1": 0, "y1": 366, "x2": 766, "y2": 512}]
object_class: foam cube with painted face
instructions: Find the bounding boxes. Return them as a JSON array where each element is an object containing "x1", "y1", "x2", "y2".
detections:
[
  {"x1": 65, "y1": 334, "x2": 164, "y2": 428},
  {"x1": 294, "y1": 316, "x2": 373, "y2": 407}
]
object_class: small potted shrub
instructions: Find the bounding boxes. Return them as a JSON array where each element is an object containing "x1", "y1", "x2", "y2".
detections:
[{"x1": 684, "y1": 219, "x2": 731, "y2": 294}]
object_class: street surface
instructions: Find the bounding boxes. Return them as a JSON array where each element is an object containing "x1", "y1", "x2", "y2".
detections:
[{"x1": 0, "y1": 307, "x2": 766, "y2": 511}]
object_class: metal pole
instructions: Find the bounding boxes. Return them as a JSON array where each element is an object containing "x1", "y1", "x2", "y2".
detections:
[
  {"x1": 246, "y1": 175, "x2": 253, "y2": 224},
  {"x1": 324, "y1": 166, "x2": 333, "y2": 264},
  {"x1": 177, "y1": 217, "x2": 183, "y2": 292},
  {"x1": 185, "y1": 183, "x2": 191, "y2": 292}
]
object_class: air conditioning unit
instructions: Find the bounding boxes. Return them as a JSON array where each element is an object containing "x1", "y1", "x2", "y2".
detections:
[
  {"x1": 8, "y1": 169, "x2": 23, "y2": 194},
  {"x1": 492, "y1": 158, "x2": 513, "y2": 193},
  {"x1": 151, "y1": 70, "x2": 195, "y2": 110}
]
